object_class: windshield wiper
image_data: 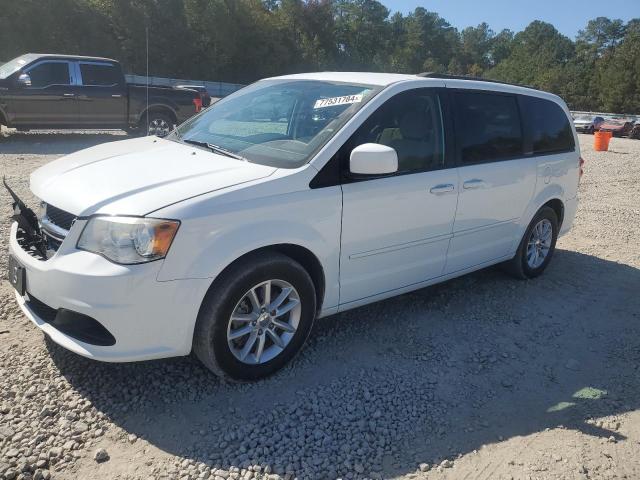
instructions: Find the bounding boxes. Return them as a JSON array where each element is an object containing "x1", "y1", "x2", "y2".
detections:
[{"x1": 182, "y1": 139, "x2": 246, "y2": 161}]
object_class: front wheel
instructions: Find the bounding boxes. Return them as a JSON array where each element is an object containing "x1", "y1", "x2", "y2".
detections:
[
  {"x1": 193, "y1": 252, "x2": 316, "y2": 381},
  {"x1": 504, "y1": 206, "x2": 559, "y2": 279}
]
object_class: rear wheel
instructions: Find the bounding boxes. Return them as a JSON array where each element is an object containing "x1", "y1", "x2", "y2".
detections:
[
  {"x1": 193, "y1": 252, "x2": 316, "y2": 381},
  {"x1": 504, "y1": 206, "x2": 559, "y2": 279},
  {"x1": 140, "y1": 111, "x2": 174, "y2": 137}
]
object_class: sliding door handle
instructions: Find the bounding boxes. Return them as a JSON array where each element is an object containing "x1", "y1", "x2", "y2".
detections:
[
  {"x1": 463, "y1": 179, "x2": 486, "y2": 189},
  {"x1": 429, "y1": 183, "x2": 455, "y2": 194}
]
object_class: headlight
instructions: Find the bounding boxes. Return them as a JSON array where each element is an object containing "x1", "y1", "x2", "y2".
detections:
[{"x1": 77, "y1": 216, "x2": 180, "y2": 264}]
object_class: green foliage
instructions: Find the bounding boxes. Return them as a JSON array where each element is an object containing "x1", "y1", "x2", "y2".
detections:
[{"x1": 0, "y1": 1, "x2": 638, "y2": 112}]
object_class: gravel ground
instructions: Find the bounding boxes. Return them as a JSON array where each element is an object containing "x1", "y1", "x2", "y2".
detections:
[{"x1": 1, "y1": 130, "x2": 639, "y2": 480}]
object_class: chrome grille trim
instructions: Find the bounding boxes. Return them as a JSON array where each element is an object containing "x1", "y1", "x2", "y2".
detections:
[
  {"x1": 45, "y1": 204, "x2": 77, "y2": 231},
  {"x1": 40, "y1": 216, "x2": 69, "y2": 241}
]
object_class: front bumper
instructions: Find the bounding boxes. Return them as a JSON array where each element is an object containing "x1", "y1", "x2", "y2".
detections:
[{"x1": 8, "y1": 221, "x2": 210, "y2": 362}]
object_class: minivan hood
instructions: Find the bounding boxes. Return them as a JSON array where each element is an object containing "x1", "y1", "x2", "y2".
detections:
[{"x1": 30, "y1": 136, "x2": 277, "y2": 216}]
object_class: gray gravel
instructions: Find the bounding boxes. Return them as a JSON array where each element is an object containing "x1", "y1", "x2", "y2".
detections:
[{"x1": 1, "y1": 131, "x2": 640, "y2": 480}]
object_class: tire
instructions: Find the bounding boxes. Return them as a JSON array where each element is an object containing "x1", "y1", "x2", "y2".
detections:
[
  {"x1": 588, "y1": 126, "x2": 594, "y2": 135},
  {"x1": 193, "y1": 251, "x2": 316, "y2": 381},
  {"x1": 140, "y1": 111, "x2": 174, "y2": 138},
  {"x1": 504, "y1": 206, "x2": 559, "y2": 279},
  {"x1": 630, "y1": 128, "x2": 640, "y2": 140}
]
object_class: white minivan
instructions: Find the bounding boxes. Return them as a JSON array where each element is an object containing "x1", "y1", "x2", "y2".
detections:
[{"x1": 6, "y1": 72, "x2": 582, "y2": 380}]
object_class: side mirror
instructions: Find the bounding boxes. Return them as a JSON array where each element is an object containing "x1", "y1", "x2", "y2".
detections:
[
  {"x1": 17, "y1": 73, "x2": 31, "y2": 87},
  {"x1": 349, "y1": 143, "x2": 398, "y2": 176}
]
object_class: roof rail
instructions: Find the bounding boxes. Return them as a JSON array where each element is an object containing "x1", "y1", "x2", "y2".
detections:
[{"x1": 416, "y1": 72, "x2": 534, "y2": 90}]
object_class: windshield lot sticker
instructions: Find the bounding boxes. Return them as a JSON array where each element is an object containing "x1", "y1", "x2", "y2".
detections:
[{"x1": 314, "y1": 94, "x2": 363, "y2": 109}]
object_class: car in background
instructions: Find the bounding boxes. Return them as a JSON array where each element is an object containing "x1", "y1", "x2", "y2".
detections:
[
  {"x1": 0, "y1": 53, "x2": 201, "y2": 137},
  {"x1": 176, "y1": 85, "x2": 211, "y2": 108},
  {"x1": 573, "y1": 115, "x2": 605, "y2": 134},
  {"x1": 599, "y1": 118, "x2": 635, "y2": 137}
]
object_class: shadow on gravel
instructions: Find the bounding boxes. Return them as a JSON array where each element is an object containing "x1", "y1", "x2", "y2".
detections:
[
  {"x1": 0, "y1": 131, "x2": 125, "y2": 155},
  {"x1": 45, "y1": 249, "x2": 640, "y2": 478}
]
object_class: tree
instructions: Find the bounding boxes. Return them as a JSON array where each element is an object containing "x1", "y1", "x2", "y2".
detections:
[
  {"x1": 334, "y1": 0, "x2": 391, "y2": 70},
  {"x1": 459, "y1": 23, "x2": 493, "y2": 74},
  {"x1": 0, "y1": 2, "x2": 638, "y2": 113},
  {"x1": 487, "y1": 21, "x2": 574, "y2": 92},
  {"x1": 577, "y1": 17, "x2": 626, "y2": 55},
  {"x1": 594, "y1": 20, "x2": 640, "y2": 113}
]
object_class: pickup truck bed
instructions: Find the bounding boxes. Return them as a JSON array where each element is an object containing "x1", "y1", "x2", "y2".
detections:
[{"x1": 0, "y1": 53, "x2": 201, "y2": 137}]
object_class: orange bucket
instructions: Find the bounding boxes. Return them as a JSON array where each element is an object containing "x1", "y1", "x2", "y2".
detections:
[{"x1": 594, "y1": 131, "x2": 612, "y2": 151}]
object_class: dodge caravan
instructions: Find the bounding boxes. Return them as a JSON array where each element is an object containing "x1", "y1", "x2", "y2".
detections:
[{"x1": 6, "y1": 72, "x2": 581, "y2": 380}]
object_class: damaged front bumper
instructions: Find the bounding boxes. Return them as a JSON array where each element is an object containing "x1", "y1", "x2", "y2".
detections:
[{"x1": 4, "y1": 178, "x2": 209, "y2": 362}]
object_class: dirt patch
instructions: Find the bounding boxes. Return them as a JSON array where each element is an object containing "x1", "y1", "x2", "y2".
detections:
[{"x1": 1, "y1": 132, "x2": 639, "y2": 480}]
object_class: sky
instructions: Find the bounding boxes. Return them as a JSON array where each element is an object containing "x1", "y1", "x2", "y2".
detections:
[{"x1": 381, "y1": 0, "x2": 639, "y2": 39}]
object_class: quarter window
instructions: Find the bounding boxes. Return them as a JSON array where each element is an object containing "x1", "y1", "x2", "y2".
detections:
[
  {"x1": 26, "y1": 62, "x2": 70, "y2": 88},
  {"x1": 454, "y1": 92, "x2": 523, "y2": 164},
  {"x1": 79, "y1": 63, "x2": 121, "y2": 86},
  {"x1": 349, "y1": 89, "x2": 445, "y2": 173},
  {"x1": 521, "y1": 96, "x2": 575, "y2": 154}
]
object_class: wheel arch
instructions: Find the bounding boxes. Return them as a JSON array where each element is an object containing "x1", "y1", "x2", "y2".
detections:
[
  {"x1": 202, "y1": 243, "x2": 326, "y2": 315},
  {"x1": 137, "y1": 105, "x2": 177, "y2": 127},
  {"x1": 0, "y1": 106, "x2": 8, "y2": 127},
  {"x1": 542, "y1": 198, "x2": 564, "y2": 228},
  {"x1": 513, "y1": 188, "x2": 566, "y2": 255}
]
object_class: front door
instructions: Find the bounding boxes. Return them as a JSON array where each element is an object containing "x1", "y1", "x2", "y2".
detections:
[
  {"x1": 8, "y1": 60, "x2": 78, "y2": 127},
  {"x1": 74, "y1": 61, "x2": 126, "y2": 127},
  {"x1": 339, "y1": 88, "x2": 459, "y2": 305},
  {"x1": 445, "y1": 89, "x2": 537, "y2": 273}
]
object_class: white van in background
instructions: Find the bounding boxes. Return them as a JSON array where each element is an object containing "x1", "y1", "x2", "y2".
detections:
[{"x1": 6, "y1": 72, "x2": 581, "y2": 380}]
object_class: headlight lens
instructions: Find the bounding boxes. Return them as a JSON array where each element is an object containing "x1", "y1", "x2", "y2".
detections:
[{"x1": 77, "y1": 216, "x2": 180, "y2": 264}]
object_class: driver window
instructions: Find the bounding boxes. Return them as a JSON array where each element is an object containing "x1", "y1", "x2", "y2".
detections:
[
  {"x1": 350, "y1": 89, "x2": 444, "y2": 173},
  {"x1": 25, "y1": 62, "x2": 71, "y2": 88}
]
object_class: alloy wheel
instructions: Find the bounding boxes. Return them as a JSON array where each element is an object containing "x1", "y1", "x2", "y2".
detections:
[
  {"x1": 226, "y1": 279, "x2": 301, "y2": 365},
  {"x1": 147, "y1": 118, "x2": 171, "y2": 137},
  {"x1": 526, "y1": 219, "x2": 553, "y2": 269}
]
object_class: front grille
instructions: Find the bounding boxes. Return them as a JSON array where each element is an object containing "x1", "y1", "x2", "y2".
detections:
[
  {"x1": 16, "y1": 227, "x2": 47, "y2": 261},
  {"x1": 46, "y1": 204, "x2": 76, "y2": 231}
]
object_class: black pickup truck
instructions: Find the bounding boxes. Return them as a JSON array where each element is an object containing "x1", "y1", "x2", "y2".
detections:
[{"x1": 0, "y1": 53, "x2": 202, "y2": 136}]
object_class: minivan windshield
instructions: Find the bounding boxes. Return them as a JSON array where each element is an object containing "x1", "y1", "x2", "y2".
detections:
[
  {"x1": 173, "y1": 80, "x2": 380, "y2": 168},
  {"x1": 0, "y1": 54, "x2": 38, "y2": 79}
]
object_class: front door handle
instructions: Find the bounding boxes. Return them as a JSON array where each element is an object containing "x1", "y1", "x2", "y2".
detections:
[
  {"x1": 463, "y1": 179, "x2": 486, "y2": 190},
  {"x1": 429, "y1": 183, "x2": 455, "y2": 194},
  {"x1": 62, "y1": 93, "x2": 75, "y2": 98},
  {"x1": 111, "y1": 94, "x2": 122, "y2": 98}
]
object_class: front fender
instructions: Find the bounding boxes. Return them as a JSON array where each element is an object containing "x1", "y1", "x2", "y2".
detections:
[{"x1": 156, "y1": 187, "x2": 342, "y2": 310}]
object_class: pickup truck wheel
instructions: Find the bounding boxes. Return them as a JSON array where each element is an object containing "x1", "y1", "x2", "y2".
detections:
[
  {"x1": 504, "y1": 206, "x2": 559, "y2": 279},
  {"x1": 193, "y1": 252, "x2": 316, "y2": 381},
  {"x1": 143, "y1": 112, "x2": 174, "y2": 137}
]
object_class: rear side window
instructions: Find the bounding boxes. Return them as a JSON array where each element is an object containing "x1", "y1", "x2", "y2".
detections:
[
  {"x1": 521, "y1": 96, "x2": 575, "y2": 154},
  {"x1": 26, "y1": 62, "x2": 70, "y2": 88},
  {"x1": 79, "y1": 63, "x2": 121, "y2": 86},
  {"x1": 454, "y1": 91, "x2": 523, "y2": 164}
]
